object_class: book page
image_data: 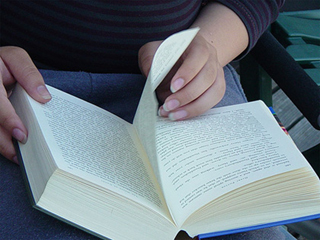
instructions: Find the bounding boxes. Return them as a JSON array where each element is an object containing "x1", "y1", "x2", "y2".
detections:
[
  {"x1": 155, "y1": 101, "x2": 310, "y2": 225},
  {"x1": 149, "y1": 28, "x2": 199, "y2": 90},
  {"x1": 26, "y1": 85, "x2": 168, "y2": 215},
  {"x1": 133, "y1": 28, "x2": 199, "y2": 185},
  {"x1": 10, "y1": 85, "x2": 57, "y2": 202}
]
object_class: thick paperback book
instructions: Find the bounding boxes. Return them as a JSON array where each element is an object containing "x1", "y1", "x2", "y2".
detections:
[{"x1": 11, "y1": 28, "x2": 320, "y2": 240}]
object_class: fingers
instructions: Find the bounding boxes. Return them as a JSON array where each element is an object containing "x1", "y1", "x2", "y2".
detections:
[
  {"x1": 0, "y1": 82, "x2": 27, "y2": 139},
  {"x1": 163, "y1": 53, "x2": 217, "y2": 111},
  {"x1": 159, "y1": 66, "x2": 226, "y2": 120},
  {"x1": 157, "y1": 35, "x2": 226, "y2": 120},
  {"x1": 0, "y1": 46, "x2": 51, "y2": 103},
  {"x1": 0, "y1": 77, "x2": 27, "y2": 162},
  {"x1": 0, "y1": 46, "x2": 51, "y2": 163},
  {"x1": 169, "y1": 37, "x2": 213, "y2": 94},
  {"x1": 0, "y1": 125, "x2": 19, "y2": 163}
]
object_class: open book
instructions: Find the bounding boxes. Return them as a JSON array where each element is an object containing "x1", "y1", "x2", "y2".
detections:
[{"x1": 10, "y1": 28, "x2": 320, "y2": 240}]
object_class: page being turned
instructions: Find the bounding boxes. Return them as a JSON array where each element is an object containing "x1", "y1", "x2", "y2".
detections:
[
  {"x1": 155, "y1": 101, "x2": 309, "y2": 226},
  {"x1": 133, "y1": 28, "x2": 200, "y2": 186}
]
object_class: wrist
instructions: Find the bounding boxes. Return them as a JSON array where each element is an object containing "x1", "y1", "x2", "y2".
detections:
[{"x1": 189, "y1": 2, "x2": 249, "y2": 66}]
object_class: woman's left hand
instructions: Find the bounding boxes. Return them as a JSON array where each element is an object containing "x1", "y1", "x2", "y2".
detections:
[{"x1": 138, "y1": 33, "x2": 226, "y2": 121}]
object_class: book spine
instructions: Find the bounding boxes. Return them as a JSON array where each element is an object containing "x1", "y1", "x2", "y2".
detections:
[{"x1": 269, "y1": 107, "x2": 289, "y2": 135}]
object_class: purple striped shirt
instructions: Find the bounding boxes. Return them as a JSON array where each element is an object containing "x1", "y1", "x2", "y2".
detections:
[{"x1": 0, "y1": 0, "x2": 284, "y2": 73}]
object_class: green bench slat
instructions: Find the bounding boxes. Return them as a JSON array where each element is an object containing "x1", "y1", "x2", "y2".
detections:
[
  {"x1": 275, "y1": 10, "x2": 320, "y2": 44},
  {"x1": 305, "y1": 68, "x2": 320, "y2": 86},
  {"x1": 286, "y1": 44, "x2": 320, "y2": 63}
]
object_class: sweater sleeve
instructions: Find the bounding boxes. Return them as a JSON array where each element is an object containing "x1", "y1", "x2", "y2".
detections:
[{"x1": 214, "y1": 0, "x2": 285, "y2": 59}]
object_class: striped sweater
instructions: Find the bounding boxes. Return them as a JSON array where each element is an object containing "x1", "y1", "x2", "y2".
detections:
[{"x1": 0, "y1": 0, "x2": 284, "y2": 73}]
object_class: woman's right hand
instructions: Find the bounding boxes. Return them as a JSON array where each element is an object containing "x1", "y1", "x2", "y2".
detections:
[{"x1": 0, "y1": 46, "x2": 51, "y2": 164}]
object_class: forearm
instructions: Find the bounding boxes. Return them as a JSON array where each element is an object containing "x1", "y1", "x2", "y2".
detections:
[{"x1": 190, "y1": 2, "x2": 249, "y2": 66}]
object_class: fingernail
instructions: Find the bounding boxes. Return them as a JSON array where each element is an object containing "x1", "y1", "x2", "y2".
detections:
[
  {"x1": 169, "y1": 110, "x2": 188, "y2": 121},
  {"x1": 171, "y1": 78, "x2": 184, "y2": 93},
  {"x1": 37, "y1": 85, "x2": 51, "y2": 100},
  {"x1": 12, "y1": 128, "x2": 27, "y2": 144},
  {"x1": 158, "y1": 106, "x2": 169, "y2": 117},
  {"x1": 163, "y1": 99, "x2": 180, "y2": 111}
]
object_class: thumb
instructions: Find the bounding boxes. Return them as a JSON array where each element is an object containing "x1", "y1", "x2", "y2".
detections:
[
  {"x1": 0, "y1": 46, "x2": 51, "y2": 103},
  {"x1": 138, "y1": 41, "x2": 162, "y2": 78}
]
